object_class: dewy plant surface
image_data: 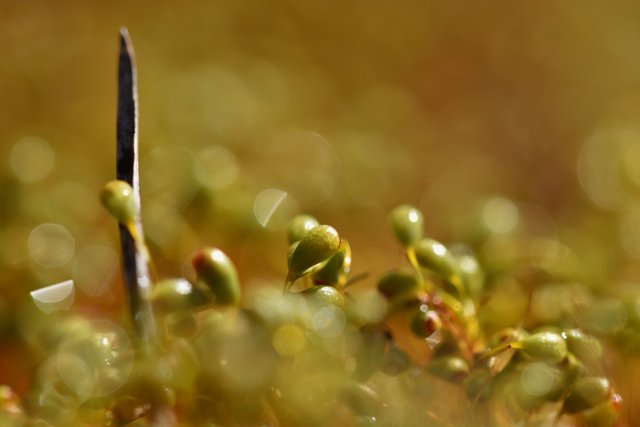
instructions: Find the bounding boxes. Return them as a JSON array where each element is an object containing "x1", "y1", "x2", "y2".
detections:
[{"x1": 0, "y1": 27, "x2": 633, "y2": 427}]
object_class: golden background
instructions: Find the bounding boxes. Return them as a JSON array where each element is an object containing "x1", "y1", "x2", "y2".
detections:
[{"x1": 2, "y1": 1, "x2": 640, "y2": 424}]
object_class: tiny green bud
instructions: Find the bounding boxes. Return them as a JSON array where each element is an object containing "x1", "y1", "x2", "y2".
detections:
[
  {"x1": 192, "y1": 248, "x2": 241, "y2": 306},
  {"x1": 563, "y1": 329, "x2": 603, "y2": 362},
  {"x1": 410, "y1": 308, "x2": 442, "y2": 338},
  {"x1": 413, "y1": 238, "x2": 460, "y2": 286},
  {"x1": 302, "y1": 285, "x2": 345, "y2": 308},
  {"x1": 288, "y1": 225, "x2": 340, "y2": 278},
  {"x1": 513, "y1": 362, "x2": 566, "y2": 410},
  {"x1": 519, "y1": 331, "x2": 567, "y2": 363},
  {"x1": 100, "y1": 180, "x2": 136, "y2": 225},
  {"x1": 312, "y1": 239, "x2": 351, "y2": 287},
  {"x1": 389, "y1": 205, "x2": 424, "y2": 247},
  {"x1": 151, "y1": 278, "x2": 209, "y2": 313},
  {"x1": 287, "y1": 214, "x2": 319, "y2": 245},
  {"x1": 576, "y1": 394, "x2": 621, "y2": 427},
  {"x1": 376, "y1": 269, "x2": 420, "y2": 300},
  {"x1": 563, "y1": 377, "x2": 611, "y2": 414},
  {"x1": 564, "y1": 354, "x2": 586, "y2": 386},
  {"x1": 426, "y1": 356, "x2": 470, "y2": 383},
  {"x1": 455, "y1": 253, "x2": 484, "y2": 299}
]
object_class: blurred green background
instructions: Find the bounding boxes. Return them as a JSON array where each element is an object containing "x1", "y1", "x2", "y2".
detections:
[{"x1": 3, "y1": 1, "x2": 640, "y2": 424}]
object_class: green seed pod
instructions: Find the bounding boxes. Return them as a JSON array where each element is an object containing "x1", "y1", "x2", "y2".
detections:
[
  {"x1": 563, "y1": 354, "x2": 586, "y2": 387},
  {"x1": 519, "y1": 331, "x2": 568, "y2": 363},
  {"x1": 192, "y1": 248, "x2": 241, "y2": 306},
  {"x1": 455, "y1": 253, "x2": 484, "y2": 299},
  {"x1": 410, "y1": 308, "x2": 442, "y2": 338},
  {"x1": 312, "y1": 239, "x2": 351, "y2": 288},
  {"x1": 413, "y1": 238, "x2": 461, "y2": 286},
  {"x1": 377, "y1": 269, "x2": 420, "y2": 300},
  {"x1": 564, "y1": 329, "x2": 603, "y2": 362},
  {"x1": 287, "y1": 214, "x2": 320, "y2": 245},
  {"x1": 513, "y1": 362, "x2": 566, "y2": 410},
  {"x1": 563, "y1": 377, "x2": 611, "y2": 414},
  {"x1": 100, "y1": 180, "x2": 136, "y2": 225},
  {"x1": 426, "y1": 356, "x2": 470, "y2": 383},
  {"x1": 576, "y1": 394, "x2": 621, "y2": 427},
  {"x1": 389, "y1": 204, "x2": 424, "y2": 248},
  {"x1": 151, "y1": 278, "x2": 210, "y2": 313},
  {"x1": 302, "y1": 285, "x2": 345, "y2": 308},
  {"x1": 288, "y1": 224, "x2": 340, "y2": 278},
  {"x1": 518, "y1": 355, "x2": 583, "y2": 406}
]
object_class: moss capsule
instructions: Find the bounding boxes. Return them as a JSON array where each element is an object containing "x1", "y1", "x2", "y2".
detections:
[
  {"x1": 376, "y1": 269, "x2": 420, "y2": 300},
  {"x1": 389, "y1": 205, "x2": 424, "y2": 248},
  {"x1": 563, "y1": 377, "x2": 611, "y2": 414},
  {"x1": 564, "y1": 329, "x2": 603, "y2": 362},
  {"x1": 426, "y1": 356, "x2": 470, "y2": 383},
  {"x1": 287, "y1": 214, "x2": 319, "y2": 245},
  {"x1": 100, "y1": 180, "x2": 136, "y2": 225},
  {"x1": 312, "y1": 239, "x2": 351, "y2": 288},
  {"x1": 192, "y1": 248, "x2": 241, "y2": 306},
  {"x1": 455, "y1": 253, "x2": 484, "y2": 299},
  {"x1": 151, "y1": 278, "x2": 209, "y2": 313},
  {"x1": 413, "y1": 238, "x2": 461, "y2": 286},
  {"x1": 576, "y1": 394, "x2": 621, "y2": 427},
  {"x1": 288, "y1": 224, "x2": 340, "y2": 278},
  {"x1": 302, "y1": 285, "x2": 345, "y2": 308},
  {"x1": 410, "y1": 308, "x2": 442, "y2": 338},
  {"x1": 519, "y1": 331, "x2": 567, "y2": 363}
]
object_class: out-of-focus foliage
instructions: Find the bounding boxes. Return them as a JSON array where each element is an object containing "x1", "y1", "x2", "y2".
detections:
[{"x1": 3, "y1": 1, "x2": 640, "y2": 425}]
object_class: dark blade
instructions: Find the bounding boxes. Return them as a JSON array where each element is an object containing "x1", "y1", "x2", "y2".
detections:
[{"x1": 116, "y1": 27, "x2": 155, "y2": 341}]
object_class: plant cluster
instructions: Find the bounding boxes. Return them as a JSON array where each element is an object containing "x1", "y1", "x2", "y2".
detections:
[
  {"x1": 0, "y1": 28, "x2": 629, "y2": 427},
  {"x1": 0, "y1": 183, "x2": 623, "y2": 426}
]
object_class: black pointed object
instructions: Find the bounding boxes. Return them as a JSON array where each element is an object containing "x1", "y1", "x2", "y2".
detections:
[{"x1": 116, "y1": 27, "x2": 156, "y2": 342}]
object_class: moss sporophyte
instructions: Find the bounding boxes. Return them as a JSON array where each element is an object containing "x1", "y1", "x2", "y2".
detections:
[{"x1": 7, "y1": 29, "x2": 623, "y2": 427}]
